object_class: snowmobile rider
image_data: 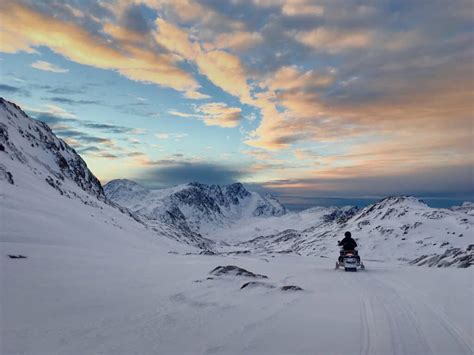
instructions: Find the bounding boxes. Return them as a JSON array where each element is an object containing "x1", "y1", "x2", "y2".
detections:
[
  {"x1": 338, "y1": 231, "x2": 357, "y2": 250},
  {"x1": 338, "y1": 232, "x2": 360, "y2": 263}
]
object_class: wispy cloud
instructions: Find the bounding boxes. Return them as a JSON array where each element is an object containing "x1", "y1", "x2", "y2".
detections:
[
  {"x1": 154, "y1": 132, "x2": 188, "y2": 140},
  {"x1": 169, "y1": 102, "x2": 242, "y2": 128},
  {"x1": 198, "y1": 102, "x2": 242, "y2": 128},
  {"x1": 31, "y1": 60, "x2": 69, "y2": 73},
  {"x1": 45, "y1": 97, "x2": 102, "y2": 105},
  {"x1": 0, "y1": 84, "x2": 22, "y2": 92}
]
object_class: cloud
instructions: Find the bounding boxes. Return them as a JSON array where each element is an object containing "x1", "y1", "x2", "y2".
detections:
[
  {"x1": 1, "y1": 1, "x2": 199, "y2": 94},
  {"x1": 31, "y1": 60, "x2": 69, "y2": 73},
  {"x1": 293, "y1": 149, "x2": 320, "y2": 161},
  {"x1": 96, "y1": 152, "x2": 120, "y2": 159},
  {"x1": 281, "y1": 2, "x2": 324, "y2": 17},
  {"x1": 82, "y1": 122, "x2": 137, "y2": 134},
  {"x1": 0, "y1": 84, "x2": 21, "y2": 92},
  {"x1": 119, "y1": 4, "x2": 150, "y2": 34},
  {"x1": 210, "y1": 31, "x2": 263, "y2": 51},
  {"x1": 76, "y1": 146, "x2": 101, "y2": 154},
  {"x1": 30, "y1": 103, "x2": 144, "y2": 136},
  {"x1": 153, "y1": 18, "x2": 253, "y2": 104},
  {"x1": 46, "y1": 97, "x2": 102, "y2": 105},
  {"x1": 198, "y1": 102, "x2": 242, "y2": 128},
  {"x1": 27, "y1": 104, "x2": 76, "y2": 120},
  {"x1": 294, "y1": 28, "x2": 374, "y2": 53},
  {"x1": 167, "y1": 110, "x2": 196, "y2": 118},
  {"x1": 0, "y1": 83, "x2": 31, "y2": 96},
  {"x1": 137, "y1": 161, "x2": 248, "y2": 187},
  {"x1": 154, "y1": 132, "x2": 188, "y2": 140},
  {"x1": 183, "y1": 90, "x2": 210, "y2": 100},
  {"x1": 149, "y1": 0, "x2": 245, "y2": 32},
  {"x1": 195, "y1": 49, "x2": 253, "y2": 104},
  {"x1": 46, "y1": 86, "x2": 86, "y2": 95},
  {"x1": 169, "y1": 102, "x2": 242, "y2": 128},
  {"x1": 242, "y1": 149, "x2": 275, "y2": 161},
  {"x1": 262, "y1": 66, "x2": 334, "y2": 91},
  {"x1": 54, "y1": 129, "x2": 113, "y2": 145},
  {"x1": 261, "y1": 164, "x2": 474, "y2": 200}
]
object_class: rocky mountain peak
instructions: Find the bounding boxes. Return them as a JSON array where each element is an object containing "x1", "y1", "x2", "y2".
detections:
[
  {"x1": 377, "y1": 195, "x2": 427, "y2": 207},
  {"x1": 104, "y1": 179, "x2": 288, "y2": 237},
  {"x1": 0, "y1": 97, "x2": 104, "y2": 199}
]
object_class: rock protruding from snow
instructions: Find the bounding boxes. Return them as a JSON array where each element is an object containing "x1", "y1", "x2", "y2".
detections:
[
  {"x1": 240, "y1": 281, "x2": 275, "y2": 289},
  {"x1": 280, "y1": 285, "x2": 304, "y2": 291},
  {"x1": 210, "y1": 265, "x2": 268, "y2": 279},
  {"x1": 409, "y1": 245, "x2": 473, "y2": 268}
]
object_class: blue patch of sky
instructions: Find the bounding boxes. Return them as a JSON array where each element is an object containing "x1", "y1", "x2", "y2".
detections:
[{"x1": 0, "y1": 47, "x2": 254, "y2": 165}]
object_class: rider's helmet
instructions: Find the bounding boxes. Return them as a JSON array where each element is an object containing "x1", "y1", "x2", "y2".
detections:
[{"x1": 344, "y1": 231, "x2": 351, "y2": 238}]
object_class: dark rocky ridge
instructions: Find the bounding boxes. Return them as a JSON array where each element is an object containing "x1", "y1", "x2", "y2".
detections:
[{"x1": 0, "y1": 97, "x2": 104, "y2": 199}]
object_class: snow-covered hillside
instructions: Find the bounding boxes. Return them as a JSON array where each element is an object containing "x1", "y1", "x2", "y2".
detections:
[
  {"x1": 104, "y1": 179, "x2": 287, "y2": 239},
  {"x1": 104, "y1": 175, "x2": 472, "y2": 267},
  {"x1": 239, "y1": 196, "x2": 473, "y2": 267},
  {"x1": 0, "y1": 97, "x2": 209, "y2": 250}
]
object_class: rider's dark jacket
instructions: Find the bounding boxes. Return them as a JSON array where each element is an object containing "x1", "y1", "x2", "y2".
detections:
[{"x1": 338, "y1": 236, "x2": 357, "y2": 250}]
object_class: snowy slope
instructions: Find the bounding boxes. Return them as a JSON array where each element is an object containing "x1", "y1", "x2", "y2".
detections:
[
  {"x1": 0, "y1": 97, "x2": 209, "y2": 250},
  {"x1": 240, "y1": 196, "x2": 473, "y2": 267},
  {"x1": 451, "y1": 201, "x2": 474, "y2": 216},
  {"x1": 104, "y1": 179, "x2": 287, "y2": 239},
  {"x1": 207, "y1": 205, "x2": 357, "y2": 243},
  {"x1": 2, "y1": 253, "x2": 473, "y2": 354}
]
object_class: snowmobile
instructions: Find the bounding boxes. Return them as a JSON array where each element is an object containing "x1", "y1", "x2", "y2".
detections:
[{"x1": 335, "y1": 245, "x2": 365, "y2": 271}]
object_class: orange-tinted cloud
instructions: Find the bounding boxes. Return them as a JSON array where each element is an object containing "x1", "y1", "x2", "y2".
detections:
[
  {"x1": 282, "y1": 1, "x2": 324, "y2": 17},
  {"x1": 153, "y1": 18, "x2": 253, "y2": 104},
  {"x1": 262, "y1": 66, "x2": 334, "y2": 92},
  {"x1": 0, "y1": 1, "x2": 199, "y2": 93},
  {"x1": 169, "y1": 103, "x2": 242, "y2": 128},
  {"x1": 210, "y1": 31, "x2": 263, "y2": 51},
  {"x1": 199, "y1": 103, "x2": 242, "y2": 128},
  {"x1": 295, "y1": 28, "x2": 374, "y2": 53}
]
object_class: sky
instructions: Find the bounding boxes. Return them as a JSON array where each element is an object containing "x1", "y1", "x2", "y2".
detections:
[{"x1": 0, "y1": 0, "x2": 473, "y2": 209}]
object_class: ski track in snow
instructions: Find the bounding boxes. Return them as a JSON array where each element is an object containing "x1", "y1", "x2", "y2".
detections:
[{"x1": 341, "y1": 267, "x2": 473, "y2": 355}]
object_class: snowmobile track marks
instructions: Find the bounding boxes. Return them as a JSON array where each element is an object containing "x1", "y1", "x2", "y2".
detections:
[
  {"x1": 382, "y1": 274, "x2": 473, "y2": 354},
  {"x1": 359, "y1": 295, "x2": 379, "y2": 355}
]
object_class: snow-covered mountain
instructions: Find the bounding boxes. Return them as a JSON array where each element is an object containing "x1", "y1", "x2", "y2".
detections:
[
  {"x1": 0, "y1": 97, "x2": 210, "y2": 250},
  {"x1": 0, "y1": 98, "x2": 103, "y2": 199},
  {"x1": 239, "y1": 196, "x2": 473, "y2": 267},
  {"x1": 104, "y1": 179, "x2": 287, "y2": 238},
  {"x1": 104, "y1": 176, "x2": 472, "y2": 267},
  {"x1": 450, "y1": 201, "x2": 474, "y2": 216},
  {"x1": 1, "y1": 97, "x2": 472, "y2": 267}
]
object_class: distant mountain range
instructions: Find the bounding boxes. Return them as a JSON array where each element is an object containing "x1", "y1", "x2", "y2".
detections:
[
  {"x1": 1, "y1": 97, "x2": 472, "y2": 267},
  {"x1": 104, "y1": 179, "x2": 287, "y2": 238}
]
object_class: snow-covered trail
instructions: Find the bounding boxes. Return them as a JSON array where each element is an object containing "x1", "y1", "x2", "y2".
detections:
[
  {"x1": 339, "y1": 268, "x2": 473, "y2": 355},
  {"x1": 213, "y1": 259, "x2": 473, "y2": 355},
  {"x1": 1, "y1": 247, "x2": 472, "y2": 355}
]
